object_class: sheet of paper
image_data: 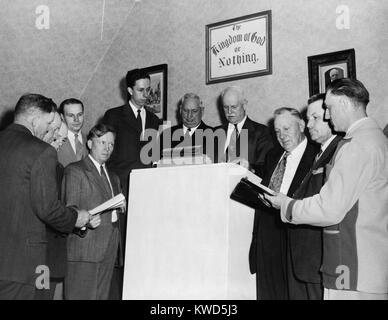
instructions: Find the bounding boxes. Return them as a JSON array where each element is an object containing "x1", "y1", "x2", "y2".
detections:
[{"x1": 89, "y1": 193, "x2": 125, "y2": 215}]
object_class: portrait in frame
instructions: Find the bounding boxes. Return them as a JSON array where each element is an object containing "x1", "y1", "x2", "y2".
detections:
[
  {"x1": 308, "y1": 49, "x2": 356, "y2": 96},
  {"x1": 142, "y1": 63, "x2": 168, "y2": 121}
]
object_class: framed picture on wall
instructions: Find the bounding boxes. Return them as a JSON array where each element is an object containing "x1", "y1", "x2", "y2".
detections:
[
  {"x1": 142, "y1": 63, "x2": 168, "y2": 121},
  {"x1": 308, "y1": 49, "x2": 356, "y2": 96},
  {"x1": 205, "y1": 10, "x2": 272, "y2": 84}
]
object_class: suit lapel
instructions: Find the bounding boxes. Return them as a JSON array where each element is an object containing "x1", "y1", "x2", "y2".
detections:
[
  {"x1": 313, "y1": 135, "x2": 342, "y2": 170},
  {"x1": 288, "y1": 142, "x2": 318, "y2": 196},
  {"x1": 122, "y1": 104, "x2": 141, "y2": 133},
  {"x1": 83, "y1": 157, "x2": 112, "y2": 199}
]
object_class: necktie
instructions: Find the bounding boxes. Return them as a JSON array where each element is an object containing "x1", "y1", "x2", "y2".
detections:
[
  {"x1": 136, "y1": 109, "x2": 142, "y2": 131},
  {"x1": 315, "y1": 148, "x2": 323, "y2": 162},
  {"x1": 100, "y1": 165, "x2": 117, "y2": 222},
  {"x1": 184, "y1": 127, "x2": 192, "y2": 141},
  {"x1": 268, "y1": 152, "x2": 289, "y2": 193},
  {"x1": 226, "y1": 124, "x2": 239, "y2": 162},
  {"x1": 74, "y1": 133, "x2": 83, "y2": 161}
]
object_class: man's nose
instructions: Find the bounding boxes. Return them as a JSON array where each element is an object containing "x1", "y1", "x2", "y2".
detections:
[{"x1": 324, "y1": 109, "x2": 330, "y2": 120}]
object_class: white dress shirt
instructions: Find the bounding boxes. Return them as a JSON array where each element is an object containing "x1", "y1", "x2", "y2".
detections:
[
  {"x1": 68, "y1": 130, "x2": 83, "y2": 154},
  {"x1": 129, "y1": 101, "x2": 146, "y2": 140},
  {"x1": 88, "y1": 155, "x2": 117, "y2": 222},
  {"x1": 279, "y1": 138, "x2": 307, "y2": 194},
  {"x1": 183, "y1": 123, "x2": 200, "y2": 136},
  {"x1": 224, "y1": 115, "x2": 247, "y2": 152}
]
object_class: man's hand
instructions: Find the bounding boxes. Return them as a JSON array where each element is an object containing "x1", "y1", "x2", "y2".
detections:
[
  {"x1": 119, "y1": 198, "x2": 127, "y2": 214},
  {"x1": 87, "y1": 214, "x2": 101, "y2": 229},
  {"x1": 75, "y1": 209, "x2": 91, "y2": 228},
  {"x1": 263, "y1": 192, "x2": 289, "y2": 210}
]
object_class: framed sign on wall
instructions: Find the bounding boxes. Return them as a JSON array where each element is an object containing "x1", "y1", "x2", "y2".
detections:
[{"x1": 206, "y1": 10, "x2": 272, "y2": 85}]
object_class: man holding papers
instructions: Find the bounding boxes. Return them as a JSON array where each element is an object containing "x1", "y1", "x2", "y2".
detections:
[
  {"x1": 249, "y1": 107, "x2": 318, "y2": 300},
  {"x1": 264, "y1": 79, "x2": 388, "y2": 300},
  {"x1": 62, "y1": 123, "x2": 124, "y2": 300}
]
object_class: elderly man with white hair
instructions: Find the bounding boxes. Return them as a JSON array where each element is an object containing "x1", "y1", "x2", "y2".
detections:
[{"x1": 216, "y1": 86, "x2": 273, "y2": 175}]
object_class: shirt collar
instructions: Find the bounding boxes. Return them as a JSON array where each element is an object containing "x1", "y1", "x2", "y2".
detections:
[
  {"x1": 68, "y1": 130, "x2": 82, "y2": 142},
  {"x1": 88, "y1": 154, "x2": 105, "y2": 174},
  {"x1": 320, "y1": 134, "x2": 337, "y2": 153},
  {"x1": 228, "y1": 115, "x2": 247, "y2": 133},
  {"x1": 129, "y1": 100, "x2": 144, "y2": 118},
  {"x1": 183, "y1": 123, "x2": 201, "y2": 135},
  {"x1": 345, "y1": 117, "x2": 369, "y2": 138},
  {"x1": 287, "y1": 137, "x2": 307, "y2": 158}
]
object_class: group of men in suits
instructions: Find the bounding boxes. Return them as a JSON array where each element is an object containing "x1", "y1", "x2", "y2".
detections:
[
  {"x1": 0, "y1": 94, "x2": 91, "y2": 300},
  {"x1": 1, "y1": 68, "x2": 385, "y2": 301},
  {"x1": 264, "y1": 78, "x2": 388, "y2": 300}
]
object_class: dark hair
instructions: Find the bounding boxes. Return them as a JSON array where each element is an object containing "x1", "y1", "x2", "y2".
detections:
[
  {"x1": 126, "y1": 68, "x2": 150, "y2": 89},
  {"x1": 58, "y1": 98, "x2": 84, "y2": 115},
  {"x1": 14, "y1": 93, "x2": 57, "y2": 118},
  {"x1": 326, "y1": 78, "x2": 370, "y2": 107},
  {"x1": 87, "y1": 123, "x2": 116, "y2": 141},
  {"x1": 307, "y1": 93, "x2": 326, "y2": 105},
  {"x1": 273, "y1": 107, "x2": 303, "y2": 120}
]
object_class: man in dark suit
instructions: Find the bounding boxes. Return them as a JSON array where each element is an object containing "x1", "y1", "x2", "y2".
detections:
[
  {"x1": 249, "y1": 107, "x2": 318, "y2": 300},
  {"x1": 159, "y1": 92, "x2": 213, "y2": 161},
  {"x1": 62, "y1": 123, "x2": 124, "y2": 300},
  {"x1": 102, "y1": 68, "x2": 160, "y2": 299},
  {"x1": 35, "y1": 113, "x2": 69, "y2": 300},
  {"x1": 57, "y1": 98, "x2": 88, "y2": 167},
  {"x1": 215, "y1": 86, "x2": 273, "y2": 175},
  {"x1": 287, "y1": 94, "x2": 341, "y2": 300},
  {"x1": 0, "y1": 94, "x2": 90, "y2": 300}
]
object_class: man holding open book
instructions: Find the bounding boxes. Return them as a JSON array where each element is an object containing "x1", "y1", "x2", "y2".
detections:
[{"x1": 61, "y1": 123, "x2": 125, "y2": 300}]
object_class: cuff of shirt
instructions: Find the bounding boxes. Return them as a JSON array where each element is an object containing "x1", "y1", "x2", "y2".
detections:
[{"x1": 280, "y1": 197, "x2": 296, "y2": 224}]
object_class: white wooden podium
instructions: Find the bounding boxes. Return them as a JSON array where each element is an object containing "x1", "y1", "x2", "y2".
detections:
[{"x1": 122, "y1": 163, "x2": 256, "y2": 300}]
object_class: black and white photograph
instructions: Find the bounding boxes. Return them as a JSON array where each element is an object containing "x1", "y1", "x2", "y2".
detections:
[{"x1": 0, "y1": 0, "x2": 387, "y2": 309}]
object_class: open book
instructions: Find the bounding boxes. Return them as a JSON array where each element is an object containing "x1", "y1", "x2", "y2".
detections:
[{"x1": 230, "y1": 176, "x2": 275, "y2": 209}]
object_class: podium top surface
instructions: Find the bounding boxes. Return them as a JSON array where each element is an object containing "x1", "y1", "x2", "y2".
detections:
[{"x1": 131, "y1": 163, "x2": 262, "y2": 185}]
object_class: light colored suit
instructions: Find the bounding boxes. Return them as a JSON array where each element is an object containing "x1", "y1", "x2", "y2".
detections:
[
  {"x1": 281, "y1": 118, "x2": 388, "y2": 295},
  {"x1": 62, "y1": 156, "x2": 121, "y2": 299},
  {"x1": 57, "y1": 132, "x2": 88, "y2": 167}
]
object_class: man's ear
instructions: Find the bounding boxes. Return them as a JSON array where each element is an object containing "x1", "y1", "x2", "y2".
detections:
[
  {"x1": 127, "y1": 87, "x2": 133, "y2": 96},
  {"x1": 87, "y1": 139, "x2": 92, "y2": 150},
  {"x1": 299, "y1": 119, "x2": 306, "y2": 132}
]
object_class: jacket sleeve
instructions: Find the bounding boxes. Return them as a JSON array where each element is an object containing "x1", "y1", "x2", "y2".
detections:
[
  {"x1": 30, "y1": 146, "x2": 77, "y2": 233},
  {"x1": 281, "y1": 139, "x2": 379, "y2": 226}
]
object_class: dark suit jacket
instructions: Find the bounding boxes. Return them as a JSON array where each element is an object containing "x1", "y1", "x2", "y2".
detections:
[
  {"x1": 0, "y1": 124, "x2": 77, "y2": 286},
  {"x1": 103, "y1": 104, "x2": 160, "y2": 194},
  {"x1": 214, "y1": 117, "x2": 273, "y2": 175},
  {"x1": 159, "y1": 121, "x2": 214, "y2": 160},
  {"x1": 62, "y1": 156, "x2": 121, "y2": 263},
  {"x1": 45, "y1": 163, "x2": 68, "y2": 279},
  {"x1": 57, "y1": 133, "x2": 88, "y2": 167},
  {"x1": 288, "y1": 136, "x2": 342, "y2": 284},
  {"x1": 249, "y1": 140, "x2": 318, "y2": 299}
]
